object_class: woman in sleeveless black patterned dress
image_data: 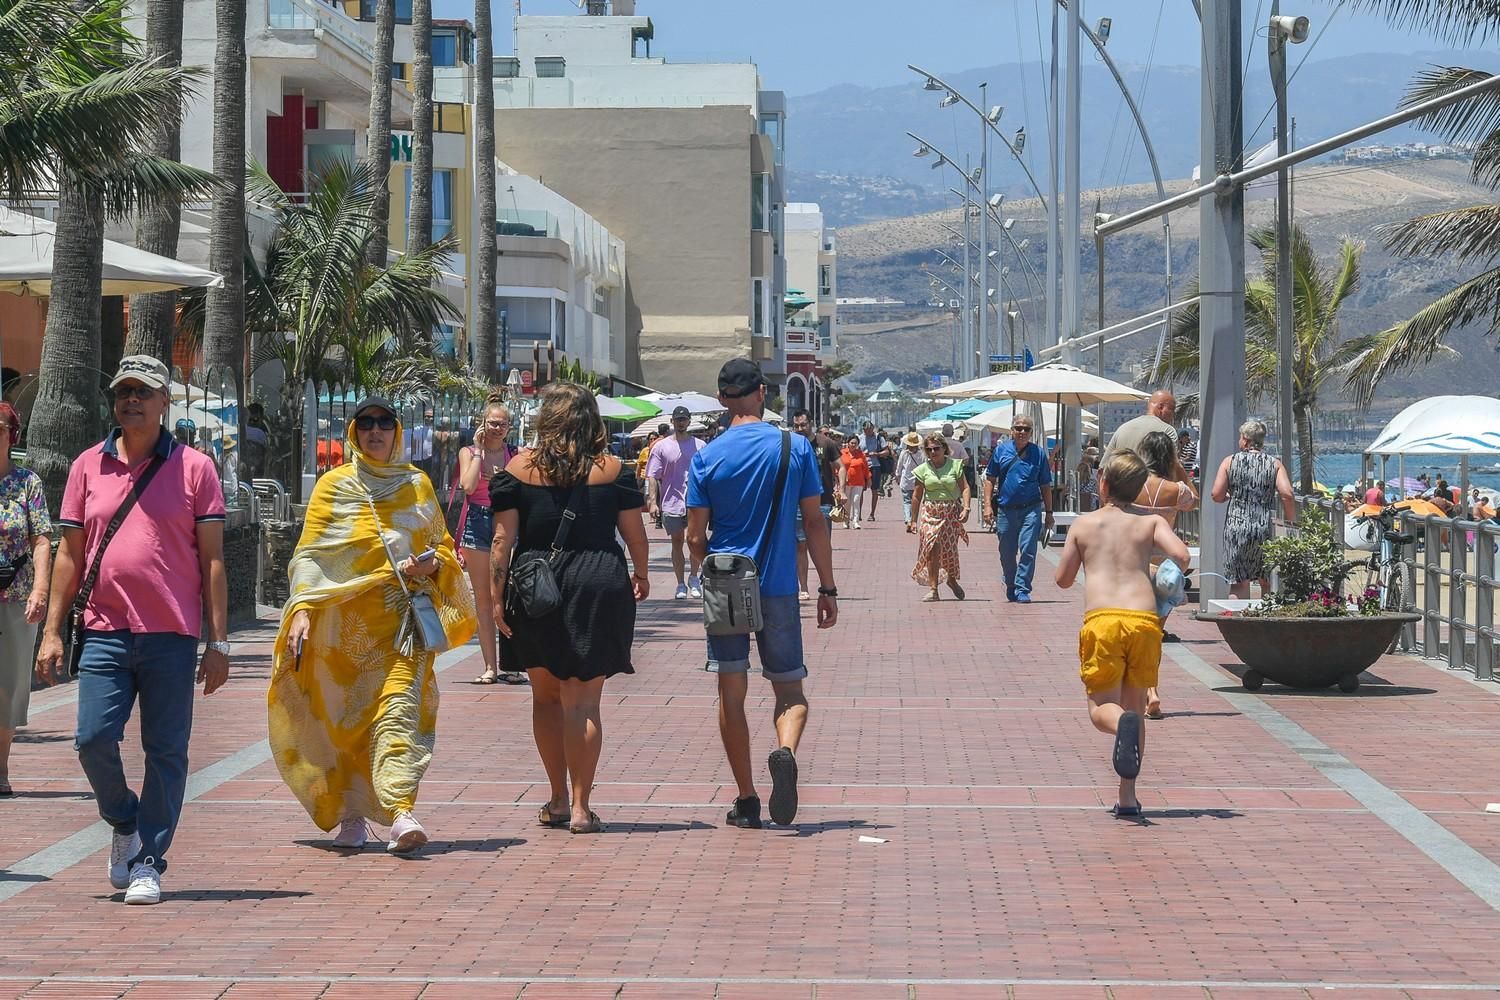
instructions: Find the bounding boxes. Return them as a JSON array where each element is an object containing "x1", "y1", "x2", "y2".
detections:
[
  {"x1": 1210, "y1": 419, "x2": 1296, "y2": 599},
  {"x1": 490, "y1": 383, "x2": 650, "y2": 834}
]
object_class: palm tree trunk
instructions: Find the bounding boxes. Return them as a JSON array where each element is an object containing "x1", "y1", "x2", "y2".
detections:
[
  {"x1": 124, "y1": 0, "x2": 184, "y2": 366},
  {"x1": 407, "y1": 0, "x2": 433, "y2": 253},
  {"x1": 1295, "y1": 398, "x2": 1315, "y2": 495},
  {"x1": 473, "y1": 0, "x2": 497, "y2": 380},
  {"x1": 364, "y1": 0, "x2": 397, "y2": 268},
  {"x1": 30, "y1": 176, "x2": 106, "y2": 506},
  {"x1": 203, "y1": 0, "x2": 247, "y2": 394}
]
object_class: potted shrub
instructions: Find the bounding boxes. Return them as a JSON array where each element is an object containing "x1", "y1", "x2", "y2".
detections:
[{"x1": 1194, "y1": 520, "x2": 1420, "y2": 693}]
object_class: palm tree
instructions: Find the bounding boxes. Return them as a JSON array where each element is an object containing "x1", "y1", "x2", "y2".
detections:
[
  {"x1": 363, "y1": 0, "x2": 397, "y2": 268},
  {"x1": 472, "y1": 0, "x2": 498, "y2": 380},
  {"x1": 239, "y1": 162, "x2": 459, "y2": 497},
  {"x1": 407, "y1": 0, "x2": 433, "y2": 253},
  {"x1": 1155, "y1": 225, "x2": 1380, "y2": 493},
  {"x1": 1338, "y1": 2, "x2": 1500, "y2": 406},
  {"x1": 124, "y1": 0, "x2": 184, "y2": 365},
  {"x1": 201, "y1": 0, "x2": 247, "y2": 386}
]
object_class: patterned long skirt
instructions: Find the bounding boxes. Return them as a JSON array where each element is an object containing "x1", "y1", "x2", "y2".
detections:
[{"x1": 912, "y1": 499, "x2": 969, "y2": 586}]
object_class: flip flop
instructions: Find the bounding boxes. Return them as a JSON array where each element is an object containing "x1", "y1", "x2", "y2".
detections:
[
  {"x1": 1145, "y1": 705, "x2": 1164, "y2": 720},
  {"x1": 1113, "y1": 711, "x2": 1143, "y2": 780},
  {"x1": 921, "y1": 591, "x2": 940, "y2": 603},
  {"x1": 499, "y1": 672, "x2": 529, "y2": 686},
  {"x1": 538, "y1": 805, "x2": 569, "y2": 829},
  {"x1": 471, "y1": 672, "x2": 497, "y2": 685},
  {"x1": 569, "y1": 811, "x2": 604, "y2": 834},
  {"x1": 1110, "y1": 803, "x2": 1143, "y2": 819}
]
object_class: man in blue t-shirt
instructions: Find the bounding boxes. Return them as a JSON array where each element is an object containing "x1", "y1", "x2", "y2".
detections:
[
  {"x1": 687, "y1": 358, "x2": 839, "y2": 830},
  {"x1": 980, "y1": 413, "x2": 1055, "y2": 603}
]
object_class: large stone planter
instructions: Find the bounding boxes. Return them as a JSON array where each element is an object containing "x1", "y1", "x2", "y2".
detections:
[{"x1": 1193, "y1": 611, "x2": 1422, "y2": 692}]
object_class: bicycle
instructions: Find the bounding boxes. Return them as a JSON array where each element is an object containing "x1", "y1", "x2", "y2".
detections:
[{"x1": 1349, "y1": 503, "x2": 1418, "y2": 649}]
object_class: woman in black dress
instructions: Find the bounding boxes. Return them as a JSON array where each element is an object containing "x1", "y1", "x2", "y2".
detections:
[{"x1": 490, "y1": 383, "x2": 650, "y2": 833}]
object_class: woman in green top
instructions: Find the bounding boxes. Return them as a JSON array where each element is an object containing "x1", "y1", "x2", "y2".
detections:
[{"x1": 910, "y1": 432, "x2": 972, "y2": 602}]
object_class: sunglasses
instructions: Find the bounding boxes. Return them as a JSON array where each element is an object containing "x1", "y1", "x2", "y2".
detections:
[
  {"x1": 355, "y1": 414, "x2": 397, "y2": 431},
  {"x1": 484, "y1": 420, "x2": 510, "y2": 428},
  {"x1": 924, "y1": 446, "x2": 943, "y2": 453},
  {"x1": 113, "y1": 385, "x2": 158, "y2": 402},
  {"x1": 1012, "y1": 425, "x2": 1033, "y2": 432}
]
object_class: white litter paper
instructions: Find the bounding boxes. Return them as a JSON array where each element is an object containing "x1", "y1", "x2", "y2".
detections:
[
  {"x1": 1485, "y1": 803, "x2": 1500, "y2": 813},
  {"x1": 858, "y1": 835, "x2": 887, "y2": 844}
]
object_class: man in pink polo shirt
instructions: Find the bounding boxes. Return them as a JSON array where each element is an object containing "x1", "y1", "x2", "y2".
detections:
[{"x1": 36, "y1": 355, "x2": 229, "y2": 906}]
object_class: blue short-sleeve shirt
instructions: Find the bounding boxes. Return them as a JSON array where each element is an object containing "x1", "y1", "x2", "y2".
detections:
[
  {"x1": 687, "y1": 421, "x2": 822, "y2": 597},
  {"x1": 984, "y1": 439, "x2": 1053, "y2": 507}
]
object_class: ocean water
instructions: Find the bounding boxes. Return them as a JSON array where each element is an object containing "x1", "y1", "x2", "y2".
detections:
[{"x1": 1309, "y1": 452, "x2": 1500, "y2": 493}]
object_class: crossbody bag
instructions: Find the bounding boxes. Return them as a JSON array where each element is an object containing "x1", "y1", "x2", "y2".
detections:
[
  {"x1": 364, "y1": 489, "x2": 449, "y2": 656},
  {"x1": 701, "y1": 429, "x2": 791, "y2": 636},
  {"x1": 64, "y1": 455, "x2": 167, "y2": 676},
  {"x1": 506, "y1": 481, "x2": 586, "y2": 620}
]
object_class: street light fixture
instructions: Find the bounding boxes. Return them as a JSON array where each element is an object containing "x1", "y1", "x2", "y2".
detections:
[
  {"x1": 913, "y1": 144, "x2": 931, "y2": 158},
  {"x1": 987, "y1": 105, "x2": 1004, "y2": 124},
  {"x1": 923, "y1": 76, "x2": 944, "y2": 91},
  {"x1": 1003, "y1": 218, "x2": 1016, "y2": 231},
  {"x1": 939, "y1": 91, "x2": 961, "y2": 108},
  {"x1": 1014, "y1": 126, "x2": 1025, "y2": 154},
  {"x1": 1096, "y1": 16, "x2": 1112, "y2": 43},
  {"x1": 988, "y1": 193, "x2": 1004, "y2": 208}
]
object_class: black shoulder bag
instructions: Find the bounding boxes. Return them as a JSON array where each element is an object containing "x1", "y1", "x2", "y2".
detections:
[
  {"x1": 507, "y1": 481, "x2": 586, "y2": 620},
  {"x1": 64, "y1": 455, "x2": 166, "y2": 677},
  {"x1": 701, "y1": 429, "x2": 792, "y2": 636}
]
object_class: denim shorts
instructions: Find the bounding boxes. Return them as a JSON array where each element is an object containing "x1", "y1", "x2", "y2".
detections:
[
  {"x1": 460, "y1": 503, "x2": 494, "y2": 550},
  {"x1": 705, "y1": 593, "x2": 808, "y2": 681},
  {"x1": 662, "y1": 512, "x2": 688, "y2": 535}
]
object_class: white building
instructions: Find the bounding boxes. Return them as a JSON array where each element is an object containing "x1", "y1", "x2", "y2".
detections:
[{"x1": 782, "y1": 203, "x2": 837, "y2": 420}]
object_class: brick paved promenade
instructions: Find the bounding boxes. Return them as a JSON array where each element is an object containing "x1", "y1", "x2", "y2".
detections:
[{"x1": 4, "y1": 512, "x2": 1500, "y2": 999}]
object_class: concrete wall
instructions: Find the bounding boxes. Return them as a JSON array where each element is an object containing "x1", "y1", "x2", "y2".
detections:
[{"x1": 493, "y1": 105, "x2": 754, "y2": 392}]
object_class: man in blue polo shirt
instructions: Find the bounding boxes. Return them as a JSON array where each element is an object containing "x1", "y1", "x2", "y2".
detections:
[{"x1": 980, "y1": 414, "x2": 1054, "y2": 603}]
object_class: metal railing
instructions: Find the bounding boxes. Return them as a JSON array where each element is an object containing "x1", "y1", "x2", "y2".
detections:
[
  {"x1": 266, "y1": 0, "x2": 375, "y2": 61},
  {"x1": 1294, "y1": 494, "x2": 1500, "y2": 682}
]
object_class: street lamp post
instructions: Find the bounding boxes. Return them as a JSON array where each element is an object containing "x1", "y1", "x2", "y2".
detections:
[{"x1": 1269, "y1": 5, "x2": 1308, "y2": 476}]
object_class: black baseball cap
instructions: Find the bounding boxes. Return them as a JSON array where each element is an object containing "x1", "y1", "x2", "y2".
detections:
[
  {"x1": 671, "y1": 405, "x2": 691, "y2": 420},
  {"x1": 353, "y1": 395, "x2": 397, "y2": 420},
  {"x1": 717, "y1": 357, "x2": 766, "y2": 399}
]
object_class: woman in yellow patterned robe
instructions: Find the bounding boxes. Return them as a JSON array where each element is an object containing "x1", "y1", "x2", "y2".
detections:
[{"x1": 269, "y1": 398, "x2": 475, "y2": 855}]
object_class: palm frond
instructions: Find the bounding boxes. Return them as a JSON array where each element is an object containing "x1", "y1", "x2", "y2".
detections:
[
  {"x1": 75, "y1": 153, "x2": 219, "y2": 219},
  {"x1": 1340, "y1": 266, "x2": 1500, "y2": 406},
  {"x1": 1341, "y1": 0, "x2": 1500, "y2": 46},
  {"x1": 1398, "y1": 65, "x2": 1500, "y2": 149},
  {"x1": 1378, "y1": 203, "x2": 1500, "y2": 265}
]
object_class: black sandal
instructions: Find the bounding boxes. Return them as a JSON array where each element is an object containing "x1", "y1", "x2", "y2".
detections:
[{"x1": 499, "y1": 672, "x2": 529, "y2": 685}]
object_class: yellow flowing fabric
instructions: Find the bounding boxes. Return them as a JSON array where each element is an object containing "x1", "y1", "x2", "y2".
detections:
[{"x1": 268, "y1": 416, "x2": 476, "y2": 831}]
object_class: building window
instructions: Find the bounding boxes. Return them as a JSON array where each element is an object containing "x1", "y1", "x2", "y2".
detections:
[
  {"x1": 819, "y1": 316, "x2": 832, "y2": 349},
  {"x1": 390, "y1": 62, "x2": 406, "y2": 80},
  {"x1": 361, "y1": 0, "x2": 412, "y2": 23},
  {"x1": 496, "y1": 296, "x2": 552, "y2": 340},
  {"x1": 535, "y1": 56, "x2": 566, "y2": 78},
  {"x1": 751, "y1": 173, "x2": 768, "y2": 232},
  {"x1": 432, "y1": 102, "x2": 465, "y2": 133},
  {"x1": 752, "y1": 278, "x2": 765, "y2": 337},
  {"x1": 819, "y1": 264, "x2": 832, "y2": 296},
  {"x1": 431, "y1": 30, "x2": 458, "y2": 67},
  {"x1": 760, "y1": 114, "x2": 784, "y2": 168},
  {"x1": 493, "y1": 56, "x2": 520, "y2": 78},
  {"x1": 404, "y1": 167, "x2": 455, "y2": 243}
]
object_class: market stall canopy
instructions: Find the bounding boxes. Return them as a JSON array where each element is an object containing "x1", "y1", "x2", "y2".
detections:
[
  {"x1": 0, "y1": 205, "x2": 223, "y2": 296},
  {"x1": 641, "y1": 391, "x2": 724, "y2": 415},
  {"x1": 867, "y1": 378, "x2": 905, "y2": 403},
  {"x1": 924, "y1": 399, "x2": 1005, "y2": 423},
  {"x1": 596, "y1": 394, "x2": 661, "y2": 420},
  {"x1": 1365, "y1": 395, "x2": 1500, "y2": 455}
]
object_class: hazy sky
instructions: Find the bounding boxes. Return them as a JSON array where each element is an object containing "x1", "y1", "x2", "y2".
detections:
[{"x1": 431, "y1": 0, "x2": 1427, "y2": 96}]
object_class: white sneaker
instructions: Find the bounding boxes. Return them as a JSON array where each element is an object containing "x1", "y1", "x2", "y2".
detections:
[
  {"x1": 124, "y1": 860, "x2": 161, "y2": 905},
  {"x1": 674, "y1": 583, "x2": 688, "y2": 600},
  {"x1": 108, "y1": 830, "x2": 141, "y2": 890},
  {"x1": 688, "y1": 575, "x2": 703, "y2": 599},
  {"x1": 387, "y1": 812, "x2": 428, "y2": 855},
  {"x1": 332, "y1": 817, "x2": 368, "y2": 849}
]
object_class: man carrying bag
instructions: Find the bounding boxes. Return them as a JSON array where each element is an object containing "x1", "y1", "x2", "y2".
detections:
[{"x1": 686, "y1": 358, "x2": 838, "y2": 830}]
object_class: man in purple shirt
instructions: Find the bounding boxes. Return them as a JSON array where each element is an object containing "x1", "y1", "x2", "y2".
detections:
[
  {"x1": 37, "y1": 355, "x2": 229, "y2": 906},
  {"x1": 646, "y1": 405, "x2": 703, "y2": 599}
]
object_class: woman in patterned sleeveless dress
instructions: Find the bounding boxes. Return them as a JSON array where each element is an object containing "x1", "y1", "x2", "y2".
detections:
[{"x1": 1210, "y1": 420, "x2": 1297, "y2": 599}]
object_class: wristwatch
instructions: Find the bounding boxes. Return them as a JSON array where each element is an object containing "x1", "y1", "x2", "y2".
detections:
[{"x1": 207, "y1": 640, "x2": 231, "y2": 657}]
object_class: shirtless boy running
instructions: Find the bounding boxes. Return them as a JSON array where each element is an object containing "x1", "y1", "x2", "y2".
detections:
[{"x1": 1054, "y1": 452, "x2": 1191, "y2": 818}]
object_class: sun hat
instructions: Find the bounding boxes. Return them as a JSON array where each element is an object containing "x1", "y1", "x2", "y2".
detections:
[
  {"x1": 109, "y1": 355, "x2": 170, "y2": 390},
  {"x1": 903, "y1": 431, "x2": 921, "y2": 446}
]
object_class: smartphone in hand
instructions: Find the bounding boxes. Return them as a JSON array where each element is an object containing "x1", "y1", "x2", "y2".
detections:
[{"x1": 414, "y1": 547, "x2": 437, "y2": 562}]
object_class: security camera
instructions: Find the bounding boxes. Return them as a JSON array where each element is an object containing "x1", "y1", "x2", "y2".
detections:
[{"x1": 1270, "y1": 14, "x2": 1309, "y2": 43}]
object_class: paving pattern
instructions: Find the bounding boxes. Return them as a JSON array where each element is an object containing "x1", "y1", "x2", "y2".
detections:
[{"x1": 3, "y1": 509, "x2": 1500, "y2": 998}]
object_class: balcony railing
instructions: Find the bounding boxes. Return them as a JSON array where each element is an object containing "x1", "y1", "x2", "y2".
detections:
[
  {"x1": 267, "y1": 0, "x2": 374, "y2": 61},
  {"x1": 497, "y1": 208, "x2": 559, "y2": 239}
]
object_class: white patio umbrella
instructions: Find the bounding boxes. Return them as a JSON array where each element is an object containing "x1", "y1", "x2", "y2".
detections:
[
  {"x1": 964, "y1": 402, "x2": 1097, "y2": 437},
  {"x1": 926, "y1": 371, "x2": 1020, "y2": 399},
  {"x1": 1365, "y1": 394, "x2": 1500, "y2": 508},
  {"x1": 631, "y1": 416, "x2": 708, "y2": 436},
  {"x1": 0, "y1": 205, "x2": 223, "y2": 296},
  {"x1": 989, "y1": 364, "x2": 1148, "y2": 406},
  {"x1": 640, "y1": 391, "x2": 724, "y2": 415},
  {"x1": 763, "y1": 408, "x2": 784, "y2": 424},
  {"x1": 596, "y1": 395, "x2": 643, "y2": 420}
]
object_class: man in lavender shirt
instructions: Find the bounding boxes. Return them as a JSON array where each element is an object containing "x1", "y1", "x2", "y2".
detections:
[{"x1": 647, "y1": 405, "x2": 703, "y2": 599}]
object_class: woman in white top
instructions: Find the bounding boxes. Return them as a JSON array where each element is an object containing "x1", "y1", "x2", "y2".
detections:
[{"x1": 893, "y1": 431, "x2": 925, "y2": 532}]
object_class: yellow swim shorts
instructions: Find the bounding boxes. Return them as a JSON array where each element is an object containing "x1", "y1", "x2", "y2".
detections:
[{"x1": 1078, "y1": 608, "x2": 1163, "y2": 695}]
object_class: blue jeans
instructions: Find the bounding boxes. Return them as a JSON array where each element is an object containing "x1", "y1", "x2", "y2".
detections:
[
  {"x1": 901, "y1": 488, "x2": 914, "y2": 523},
  {"x1": 705, "y1": 594, "x2": 808, "y2": 681},
  {"x1": 995, "y1": 502, "x2": 1044, "y2": 598},
  {"x1": 75, "y1": 630, "x2": 198, "y2": 873}
]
